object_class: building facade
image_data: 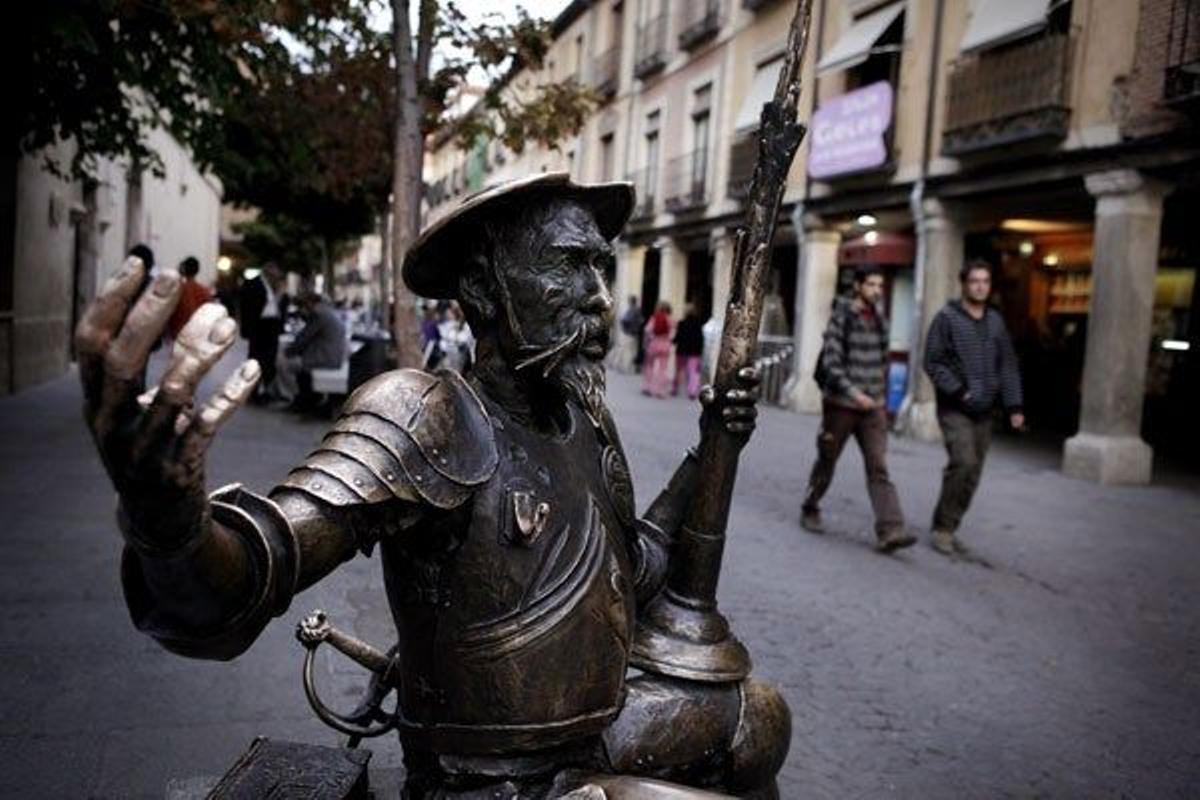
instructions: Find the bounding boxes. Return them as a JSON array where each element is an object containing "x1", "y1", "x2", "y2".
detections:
[
  {"x1": 423, "y1": 0, "x2": 1200, "y2": 483},
  {"x1": 1, "y1": 128, "x2": 223, "y2": 393}
]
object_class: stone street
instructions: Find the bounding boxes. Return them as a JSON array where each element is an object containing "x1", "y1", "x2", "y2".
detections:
[{"x1": 1, "y1": 350, "x2": 1197, "y2": 798}]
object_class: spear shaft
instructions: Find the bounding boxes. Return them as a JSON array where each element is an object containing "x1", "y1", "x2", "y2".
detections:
[{"x1": 632, "y1": 0, "x2": 814, "y2": 682}]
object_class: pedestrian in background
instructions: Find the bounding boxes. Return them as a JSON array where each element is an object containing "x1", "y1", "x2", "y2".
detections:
[
  {"x1": 618, "y1": 295, "x2": 644, "y2": 374},
  {"x1": 436, "y1": 301, "x2": 474, "y2": 373},
  {"x1": 166, "y1": 256, "x2": 212, "y2": 340},
  {"x1": 672, "y1": 303, "x2": 704, "y2": 400},
  {"x1": 641, "y1": 300, "x2": 673, "y2": 398},
  {"x1": 271, "y1": 291, "x2": 346, "y2": 409},
  {"x1": 240, "y1": 262, "x2": 287, "y2": 404},
  {"x1": 924, "y1": 259, "x2": 1024, "y2": 556},
  {"x1": 801, "y1": 265, "x2": 913, "y2": 553}
]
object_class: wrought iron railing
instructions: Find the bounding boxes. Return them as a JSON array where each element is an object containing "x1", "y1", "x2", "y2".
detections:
[
  {"x1": 589, "y1": 47, "x2": 621, "y2": 99},
  {"x1": 943, "y1": 33, "x2": 1074, "y2": 155},
  {"x1": 1166, "y1": 0, "x2": 1200, "y2": 108},
  {"x1": 679, "y1": 0, "x2": 722, "y2": 50},
  {"x1": 634, "y1": 15, "x2": 669, "y2": 79},
  {"x1": 664, "y1": 150, "x2": 710, "y2": 212},
  {"x1": 627, "y1": 168, "x2": 657, "y2": 219}
]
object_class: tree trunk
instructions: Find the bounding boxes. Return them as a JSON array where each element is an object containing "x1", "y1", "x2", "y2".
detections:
[
  {"x1": 388, "y1": 0, "x2": 431, "y2": 368},
  {"x1": 377, "y1": 207, "x2": 391, "y2": 328}
]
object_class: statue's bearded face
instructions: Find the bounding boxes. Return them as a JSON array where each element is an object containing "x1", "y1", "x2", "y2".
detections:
[{"x1": 485, "y1": 199, "x2": 616, "y2": 417}]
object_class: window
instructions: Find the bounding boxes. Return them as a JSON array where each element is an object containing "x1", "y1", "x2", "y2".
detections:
[
  {"x1": 645, "y1": 110, "x2": 661, "y2": 199},
  {"x1": 815, "y1": 1, "x2": 905, "y2": 89},
  {"x1": 600, "y1": 133, "x2": 615, "y2": 182},
  {"x1": 691, "y1": 84, "x2": 712, "y2": 197}
]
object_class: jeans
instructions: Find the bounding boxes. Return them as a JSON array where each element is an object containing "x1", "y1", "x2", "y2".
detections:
[
  {"x1": 932, "y1": 410, "x2": 992, "y2": 533},
  {"x1": 803, "y1": 400, "x2": 905, "y2": 536}
]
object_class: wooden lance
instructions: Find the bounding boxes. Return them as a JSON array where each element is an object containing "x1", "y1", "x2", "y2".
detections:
[{"x1": 632, "y1": 0, "x2": 814, "y2": 682}]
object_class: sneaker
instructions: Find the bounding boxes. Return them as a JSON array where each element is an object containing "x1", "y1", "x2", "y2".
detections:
[
  {"x1": 800, "y1": 507, "x2": 824, "y2": 533},
  {"x1": 930, "y1": 529, "x2": 956, "y2": 556},
  {"x1": 876, "y1": 528, "x2": 917, "y2": 553}
]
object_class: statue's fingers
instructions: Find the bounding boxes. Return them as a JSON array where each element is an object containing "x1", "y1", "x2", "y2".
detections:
[
  {"x1": 178, "y1": 360, "x2": 261, "y2": 465},
  {"x1": 75, "y1": 257, "x2": 146, "y2": 408},
  {"x1": 137, "y1": 304, "x2": 240, "y2": 449},
  {"x1": 104, "y1": 271, "x2": 181, "y2": 380},
  {"x1": 723, "y1": 405, "x2": 757, "y2": 422},
  {"x1": 90, "y1": 271, "x2": 180, "y2": 438}
]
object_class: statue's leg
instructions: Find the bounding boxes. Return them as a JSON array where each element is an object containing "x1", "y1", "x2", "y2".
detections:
[{"x1": 600, "y1": 673, "x2": 790, "y2": 797}]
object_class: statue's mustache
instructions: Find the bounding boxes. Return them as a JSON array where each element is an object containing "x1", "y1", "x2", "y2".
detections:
[{"x1": 514, "y1": 326, "x2": 584, "y2": 378}]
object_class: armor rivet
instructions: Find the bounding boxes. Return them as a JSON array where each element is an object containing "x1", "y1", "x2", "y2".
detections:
[
  {"x1": 311, "y1": 481, "x2": 322, "y2": 490},
  {"x1": 385, "y1": 472, "x2": 396, "y2": 482},
  {"x1": 353, "y1": 478, "x2": 363, "y2": 487},
  {"x1": 414, "y1": 474, "x2": 424, "y2": 483}
]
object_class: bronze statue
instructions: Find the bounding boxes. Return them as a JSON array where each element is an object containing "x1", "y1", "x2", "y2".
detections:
[{"x1": 75, "y1": 173, "x2": 791, "y2": 798}]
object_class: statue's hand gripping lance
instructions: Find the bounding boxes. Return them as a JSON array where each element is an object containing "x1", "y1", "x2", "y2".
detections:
[{"x1": 632, "y1": 0, "x2": 814, "y2": 683}]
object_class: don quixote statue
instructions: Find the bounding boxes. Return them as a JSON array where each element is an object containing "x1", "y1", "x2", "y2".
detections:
[{"x1": 75, "y1": 3, "x2": 814, "y2": 796}]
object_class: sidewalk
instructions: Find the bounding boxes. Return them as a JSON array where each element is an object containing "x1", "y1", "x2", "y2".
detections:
[{"x1": 1, "y1": 353, "x2": 1197, "y2": 798}]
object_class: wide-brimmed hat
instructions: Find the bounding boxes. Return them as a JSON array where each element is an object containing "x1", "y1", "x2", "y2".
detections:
[{"x1": 403, "y1": 172, "x2": 635, "y2": 299}]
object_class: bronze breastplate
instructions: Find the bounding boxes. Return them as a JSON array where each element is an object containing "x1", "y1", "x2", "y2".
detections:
[{"x1": 381, "y1": 399, "x2": 637, "y2": 755}]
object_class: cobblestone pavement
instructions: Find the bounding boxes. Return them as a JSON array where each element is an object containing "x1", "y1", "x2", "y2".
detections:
[{"x1": 1, "y1": 350, "x2": 1198, "y2": 798}]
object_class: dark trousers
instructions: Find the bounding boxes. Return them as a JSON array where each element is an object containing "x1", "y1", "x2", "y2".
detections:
[
  {"x1": 932, "y1": 410, "x2": 993, "y2": 533},
  {"x1": 803, "y1": 401, "x2": 904, "y2": 536},
  {"x1": 247, "y1": 319, "x2": 282, "y2": 395}
]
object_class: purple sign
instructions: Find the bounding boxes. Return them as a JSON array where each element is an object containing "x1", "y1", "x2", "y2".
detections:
[{"x1": 808, "y1": 81, "x2": 894, "y2": 179}]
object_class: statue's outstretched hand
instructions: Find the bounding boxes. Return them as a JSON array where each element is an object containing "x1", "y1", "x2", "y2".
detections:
[
  {"x1": 75, "y1": 257, "x2": 260, "y2": 554},
  {"x1": 699, "y1": 365, "x2": 761, "y2": 441}
]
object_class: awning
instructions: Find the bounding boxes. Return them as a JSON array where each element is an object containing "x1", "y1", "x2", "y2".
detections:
[
  {"x1": 734, "y1": 56, "x2": 784, "y2": 131},
  {"x1": 816, "y1": 1, "x2": 905, "y2": 75},
  {"x1": 959, "y1": 0, "x2": 1050, "y2": 53},
  {"x1": 839, "y1": 231, "x2": 915, "y2": 266}
]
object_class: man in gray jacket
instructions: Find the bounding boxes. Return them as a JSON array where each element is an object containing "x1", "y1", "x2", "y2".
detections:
[
  {"x1": 924, "y1": 259, "x2": 1024, "y2": 555},
  {"x1": 273, "y1": 291, "x2": 346, "y2": 406},
  {"x1": 802, "y1": 266, "x2": 913, "y2": 553}
]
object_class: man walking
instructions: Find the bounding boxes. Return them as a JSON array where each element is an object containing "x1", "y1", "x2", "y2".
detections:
[
  {"x1": 802, "y1": 266, "x2": 913, "y2": 552},
  {"x1": 924, "y1": 259, "x2": 1024, "y2": 555}
]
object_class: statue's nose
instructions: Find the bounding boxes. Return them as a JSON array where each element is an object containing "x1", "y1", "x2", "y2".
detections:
[{"x1": 582, "y1": 267, "x2": 613, "y2": 315}]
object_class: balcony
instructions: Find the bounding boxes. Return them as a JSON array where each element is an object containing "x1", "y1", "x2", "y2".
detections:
[
  {"x1": 588, "y1": 47, "x2": 620, "y2": 99},
  {"x1": 664, "y1": 150, "x2": 710, "y2": 213},
  {"x1": 1165, "y1": 0, "x2": 1200, "y2": 111},
  {"x1": 726, "y1": 134, "x2": 757, "y2": 201},
  {"x1": 942, "y1": 33, "x2": 1074, "y2": 156},
  {"x1": 634, "y1": 15, "x2": 669, "y2": 80},
  {"x1": 679, "y1": 1, "x2": 721, "y2": 51},
  {"x1": 627, "y1": 168, "x2": 657, "y2": 220}
]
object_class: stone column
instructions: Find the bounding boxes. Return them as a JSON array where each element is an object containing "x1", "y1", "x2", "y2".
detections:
[
  {"x1": 1063, "y1": 170, "x2": 1169, "y2": 485},
  {"x1": 657, "y1": 237, "x2": 689, "y2": 315},
  {"x1": 710, "y1": 228, "x2": 734, "y2": 319},
  {"x1": 902, "y1": 197, "x2": 965, "y2": 441},
  {"x1": 784, "y1": 210, "x2": 841, "y2": 414},
  {"x1": 607, "y1": 241, "x2": 646, "y2": 373}
]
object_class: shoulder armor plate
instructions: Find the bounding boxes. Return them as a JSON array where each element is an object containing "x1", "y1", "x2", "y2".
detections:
[{"x1": 278, "y1": 369, "x2": 498, "y2": 510}]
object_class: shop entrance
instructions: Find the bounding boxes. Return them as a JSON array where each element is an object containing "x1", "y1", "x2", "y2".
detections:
[{"x1": 969, "y1": 200, "x2": 1198, "y2": 469}]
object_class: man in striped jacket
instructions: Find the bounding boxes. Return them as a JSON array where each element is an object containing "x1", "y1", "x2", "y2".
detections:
[
  {"x1": 801, "y1": 265, "x2": 914, "y2": 552},
  {"x1": 924, "y1": 259, "x2": 1024, "y2": 555}
]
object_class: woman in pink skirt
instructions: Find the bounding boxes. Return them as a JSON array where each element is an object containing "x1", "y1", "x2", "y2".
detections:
[{"x1": 641, "y1": 301, "x2": 673, "y2": 398}]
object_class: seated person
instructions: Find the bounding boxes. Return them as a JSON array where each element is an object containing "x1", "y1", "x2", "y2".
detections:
[{"x1": 271, "y1": 291, "x2": 346, "y2": 407}]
